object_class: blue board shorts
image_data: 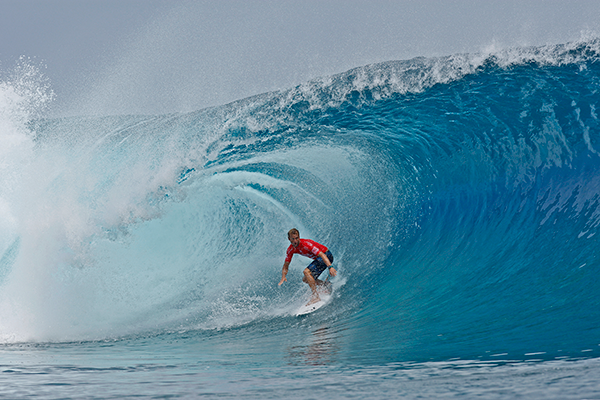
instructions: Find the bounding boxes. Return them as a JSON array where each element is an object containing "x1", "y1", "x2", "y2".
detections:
[{"x1": 307, "y1": 250, "x2": 334, "y2": 279}]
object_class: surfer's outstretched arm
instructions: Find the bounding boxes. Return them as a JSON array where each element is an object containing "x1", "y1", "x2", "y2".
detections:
[{"x1": 279, "y1": 261, "x2": 290, "y2": 285}]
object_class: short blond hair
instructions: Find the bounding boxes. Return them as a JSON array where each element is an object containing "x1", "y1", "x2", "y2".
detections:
[{"x1": 287, "y1": 228, "x2": 299, "y2": 239}]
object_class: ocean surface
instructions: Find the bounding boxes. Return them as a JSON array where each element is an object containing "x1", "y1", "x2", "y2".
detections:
[{"x1": 1, "y1": 39, "x2": 600, "y2": 398}]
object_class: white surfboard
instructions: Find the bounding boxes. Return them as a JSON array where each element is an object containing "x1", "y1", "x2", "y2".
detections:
[{"x1": 295, "y1": 285, "x2": 333, "y2": 316}]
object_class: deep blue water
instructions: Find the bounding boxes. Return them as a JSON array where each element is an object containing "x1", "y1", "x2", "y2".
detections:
[{"x1": 1, "y1": 40, "x2": 600, "y2": 398}]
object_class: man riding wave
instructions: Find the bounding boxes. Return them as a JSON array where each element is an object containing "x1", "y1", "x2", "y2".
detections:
[{"x1": 278, "y1": 228, "x2": 337, "y2": 304}]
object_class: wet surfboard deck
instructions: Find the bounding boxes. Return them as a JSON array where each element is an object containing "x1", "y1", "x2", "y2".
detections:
[{"x1": 295, "y1": 283, "x2": 333, "y2": 316}]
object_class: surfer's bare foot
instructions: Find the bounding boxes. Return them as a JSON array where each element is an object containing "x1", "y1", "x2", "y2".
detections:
[{"x1": 307, "y1": 296, "x2": 321, "y2": 305}]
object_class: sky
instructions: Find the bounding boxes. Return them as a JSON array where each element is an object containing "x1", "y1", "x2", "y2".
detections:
[{"x1": 1, "y1": 0, "x2": 600, "y2": 116}]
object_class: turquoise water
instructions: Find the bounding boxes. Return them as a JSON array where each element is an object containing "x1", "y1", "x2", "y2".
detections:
[{"x1": 1, "y1": 39, "x2": 600, "y2": 398}]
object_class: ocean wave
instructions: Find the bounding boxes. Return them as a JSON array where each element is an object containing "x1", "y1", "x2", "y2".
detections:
[{"x1": 0, "y1": 40, "x2": 599, "y2": 363}]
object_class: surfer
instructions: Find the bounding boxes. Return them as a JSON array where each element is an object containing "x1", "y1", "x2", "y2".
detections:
[{"x1": 278, "y1": 228, "x2": 337, "y2": 304}]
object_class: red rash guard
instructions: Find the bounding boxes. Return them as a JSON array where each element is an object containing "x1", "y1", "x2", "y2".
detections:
[{"x1": 285, "y1": 239, "x2": 328, "y2": 263}]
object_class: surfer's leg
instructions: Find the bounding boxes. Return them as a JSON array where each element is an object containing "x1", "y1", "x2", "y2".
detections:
[
  {"x1": 308, "y1": 251, "x2": 333, "y2": 288},
  {"x1": 303, "y1": 275, "x2": 324, "y2": 285},
  {"x1": 304, "y1": 256, "x2": 331, "y2": 303},
  {"x1": 303, "y1": 267, "x2": 320, "y2": 304},
  {"x1": 304, "y1": 276, "x2": 328, "y2": 291},
  {"x1": 304, "y1": 276, "x2": 324, "y2": 285}
]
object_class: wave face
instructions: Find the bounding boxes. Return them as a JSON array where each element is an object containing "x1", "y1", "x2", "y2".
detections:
[{"x1": 1, "y1": 40, "x2": 600, "y2": 364}]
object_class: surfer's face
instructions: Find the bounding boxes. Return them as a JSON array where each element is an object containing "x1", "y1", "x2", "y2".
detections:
[{"x1": 289, "y1": 233, "x2": 300, "y2": 247}]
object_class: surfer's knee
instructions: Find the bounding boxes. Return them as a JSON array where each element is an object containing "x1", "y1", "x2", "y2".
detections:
[{"x1": 303, "y1": 268, "x2": 313, "y2": 280}]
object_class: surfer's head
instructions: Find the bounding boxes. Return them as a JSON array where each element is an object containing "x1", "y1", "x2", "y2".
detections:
[{"x1": 288, "y1": 228, "x2": 300, "y2": 247}]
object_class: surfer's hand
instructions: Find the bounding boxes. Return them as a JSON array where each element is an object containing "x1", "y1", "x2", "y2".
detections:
[
  {"x1": 329, "y1": 267, "x2": 337, "y2": 277},
  {"x1": 278, "y1": 276, "x2": 287, "y2": 286}
]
